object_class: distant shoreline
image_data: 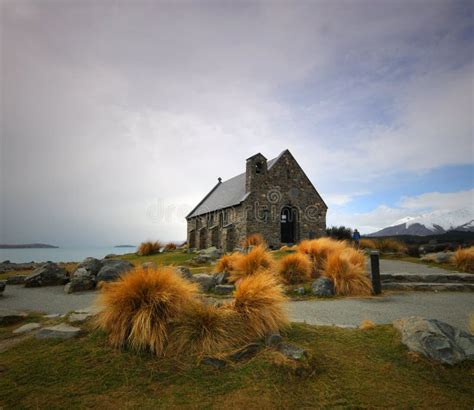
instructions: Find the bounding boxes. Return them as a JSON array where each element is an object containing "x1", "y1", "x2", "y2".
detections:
[
  {"x1": 0, "y1": 243, "x2": 59, "y2": 249},
  {"x1": 114, "y1": 245, "x2": 135, "y2": 248}
]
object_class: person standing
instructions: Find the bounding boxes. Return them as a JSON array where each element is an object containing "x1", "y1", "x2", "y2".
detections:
[{"x1": 352, "y1": 229, "x2": 361, "y2": 248}]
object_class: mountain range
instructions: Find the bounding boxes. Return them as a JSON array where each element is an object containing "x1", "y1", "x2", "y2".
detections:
[{"x1": 369, "y1": 208, "x2": 474, "y2": 237}]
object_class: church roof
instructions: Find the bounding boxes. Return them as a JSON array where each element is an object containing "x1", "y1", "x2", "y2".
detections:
[{"x1": 186, "y1": 151, "x2": 284, "y2": 219}]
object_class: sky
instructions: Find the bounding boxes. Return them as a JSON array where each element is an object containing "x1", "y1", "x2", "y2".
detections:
[{"x1": 1, "y1": 0, "x2": 473, "y2": 246}]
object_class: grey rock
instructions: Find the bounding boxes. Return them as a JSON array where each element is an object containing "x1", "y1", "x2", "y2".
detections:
[
  {"x1": 393, "y1": 316, "x2": 474, "y2": 365},
  {"x1": 311, "y1": 277, "x2": 335, "y2": 297},
  {"x1": 190, "y1": 273, "x2": 216, "y2": 292},
  {"x1": 104, "y1": 254, "x2": 118, "y2": 259},
  {"x1": 0, "y1": 309, "x2": 28, "y2": 325},
  {"x1": 192, "y1": 254, "x2": 213, "y2": 264},
  {"x1": 214, "y1": 284, "x2": 235, "y2": 295},
  {"x1": 6, "y1": 275, "x2": 26, "y2": 285},
  {"x1": 65, "y1": 267, "x2": 96, "y2": 293},
  {"x1": 13, "y1": 322, "x2": 41, "y2": 334},
  {"x1": 44, "y1": 313, "x2": 60, "y2": 319},
  {"x1": 199, "y1": 246, "x2": 222, "y2": 260},
  {"x1": 0, "y1": 280, "x2": 5, "y2": 293},
  {"x1": 175, "y1": 266, "x2": 192, "y2": 280},
  {"x1": 278, "y1": 343, "x2": 307, "y2": 360},
  {"x1": 202, "y1": 356, "x2": 226, "y2": 369},
  {"x1": 36, "y1": 324, "x2": 81, "y2": 339},
  {"x1": 383, "y1": 282, "x2": 474, "y2": 292},
  {"x1": 77, "y1": 257, "x2": 102, "y2": 276},
  {"x1": 24, "y1": 262, "x2": 69, "y2": 287},
  {"x1": 265, "y1": 333, "x2": 283, "y2": 347},
  {"x1": 96, "y1": 259, "x2": 134, "y2": 282},
  {"x1": 228, "y1": 343, "x2": 261, "y2": 361},
  {"x1": 68, "y1": 312, "x2": 93, "y2": 323},
  {"x1": 421, "y1": 252, "x2": 454, "y2": 264},
  {"x1": 214, "y1": 271, "x2": 229, "y2": 285}
]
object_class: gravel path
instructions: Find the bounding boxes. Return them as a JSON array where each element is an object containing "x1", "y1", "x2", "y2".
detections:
[{"x1": 377, "y1": 259, "x2": 460, "y2": 274}]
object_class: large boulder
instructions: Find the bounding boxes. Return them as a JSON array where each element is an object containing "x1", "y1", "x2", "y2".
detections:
[
  {"x1": 214, "y1": 284, "x2": 235, "y2": 295},
  {"x1": 6, "y1": 275, "x2": 26, "y2": 285},
  {"x1": 175, "y1": 266, "x2": 193, "y2": 280},
  {"x1": 199, "y1": 246, "x2": 222, "y2": 260},
  {"x1": 190, "y1": 273, "x2": 215, "y2": 292},
  {"x1": 65, "y1": 268, "x2": 96, "y2": 293},
  {"x1": 36, "y1": 324, "x2": 81, "y2": 339},
  {"x1": 77, "y1": 257, "x2": 102, "y2": 276},
  {"x1": 96, "y1": 259, "x2": 134, "y2": 282},
  {"x1": 393, "y1": 316, "x2": 474, "y2": 365},
  {"x1": 311, "y1": 277, "x2": 335, "y2": 297},
  {"x1": 214, "y1": 271, "x2": 229, "y2": 285},
  {"x1": 24, "y1": 262, "x2": 69, "y2": 287}
]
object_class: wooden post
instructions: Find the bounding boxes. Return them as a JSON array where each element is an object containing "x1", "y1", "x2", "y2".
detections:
[{"x1": 370, "y1": 251, "x2": 382, "y2": 295}]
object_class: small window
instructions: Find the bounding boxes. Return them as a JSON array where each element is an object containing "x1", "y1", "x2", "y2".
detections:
[
  {"x1": 223, "y1": 209, "x2": 229, "y2": 225},
  {"x1": 255, "y1": 162, "x2": 263, "y2": 174},
  {"x1": 208, "y1": 213, "x2": 214, "y2": 226}
]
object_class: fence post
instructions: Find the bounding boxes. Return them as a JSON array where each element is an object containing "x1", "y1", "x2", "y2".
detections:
[{"x1": 370, "y1": 251, "x2": 382, "y2": 295}]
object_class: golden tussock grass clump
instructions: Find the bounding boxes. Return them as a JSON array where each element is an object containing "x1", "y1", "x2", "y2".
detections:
[
  {"x1": 278, "y1": 253, "x2": 312, "y2": 285},
  {"x1": 322, "y1": 253, "x2": 372, "y2": 297},
  {"x1": 297, "y1": 237, "x2": 347, "y2": 275},
  {"x1": 95, "y1": 266, "x2": 198, "y2": 356},
  {"x1": 164, "y1": 242, "x2": 177, "y2": 251},
  {"x1": 232, "y1": 270, "x2": 289, "y2": 338},
  {"x1": 359, "y1": 319, "x2": 376, "y2": 330},
  {"x1": 229, "y1": 245, "x2": 274, "y2": 283},
  {"x1": 359, "y1": 238, "x2": 377, "y2": 250},
  {"x1": 137, "y1": 240, "x2": 162, "y2": 256},
  {"x1": 341, "y1": 247, "x2": 366, "y2": 269},
  {"x1": 376, "y1": 239, "x2": 407, "y2": 254},
  {"x1": 214, "y1": 252, "x2": 243, "y2": 274},
  {"x1": 167, "y1": 302, "x2": 243, "y2": 356},
  {"x1": 241, "y1": 233, "x2": 266, "y2": 248},
  {"x1": 452, "y1": 246, "x2": 474, "y2": 273}
]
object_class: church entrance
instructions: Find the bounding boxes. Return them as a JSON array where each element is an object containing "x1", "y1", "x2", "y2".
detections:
[{"x1": 281, "y1": 207, "x2": 297, "y2": 243}]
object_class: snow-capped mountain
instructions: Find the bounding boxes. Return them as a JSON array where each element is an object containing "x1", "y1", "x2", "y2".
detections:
[{"x1": 369, "y1": 208, "x2": 474, "y2": 237}]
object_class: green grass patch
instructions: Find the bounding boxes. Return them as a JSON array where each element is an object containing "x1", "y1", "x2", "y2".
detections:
[
  {"x1": 1, "y1": 323, "x2": 472, "y2": 408},
  {"x1": 119, "y1": 250, "x2": 198, "y2": 267}
]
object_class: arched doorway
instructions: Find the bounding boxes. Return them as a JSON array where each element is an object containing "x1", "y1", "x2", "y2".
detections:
[{"x1": 281, "y1": 207, "x2": 297, "y2": 244}]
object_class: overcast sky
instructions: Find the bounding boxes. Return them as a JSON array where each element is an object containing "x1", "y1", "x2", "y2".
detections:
[{"x1": 1, "y1": 0, "x2": 473, "y2": 246}]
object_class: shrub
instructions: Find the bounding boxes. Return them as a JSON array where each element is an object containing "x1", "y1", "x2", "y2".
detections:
[
  {"x1": 241, "y1": 233, "x2": 266, "y2": 248},
  {"x1": 278, "y1": 253, "x2": 312, "y2": 285},
  {"x1": 359, "y1": 238, "x2": 377, "y2": 250},
  {"x1": 164, "y1": 242, "x2": 177, "y2": 251},
  {"x1": 341, "y1": 247, "x2": 366, "y2": 269},
  {"x1": 137, "y1": 240, "x2": 162, "y2": 256},
  {"x1": 322, "y1": 253, "x2": 372, "y2": 296},
  {"x1": 214, "y1": 252, "x2": 242, "y2": 274},
  {"x1": 95, "y1": 266, "x2": 198, "y2": 356},
  {"x1": 232, "y1": 270, "x2": 289, "y2": 338},
  {"x1": 297, "y1": 237, "x2": 347, "y2": 275},
  {"x1": 229, "y1": 245, "x2": 274, "y2": 283},
  {"x1": 452, "y1": 246, "x2": 474, "y2": 273},
  {"x1": 326, "y1": 226, "x2": 353, "y2": 241},
  {"x1": 376, "y1": 239, "x2": 407, "y2": 254}
]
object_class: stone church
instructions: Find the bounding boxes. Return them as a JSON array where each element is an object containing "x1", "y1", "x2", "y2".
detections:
[{"x1": 186, "y1": 149, "x2": 327, "y2": 251}]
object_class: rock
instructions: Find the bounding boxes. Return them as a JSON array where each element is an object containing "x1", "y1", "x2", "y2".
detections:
[
  {"x1": 36, "y1": 324, "x2": 81, "y2": 339},
  {"x1": 202, "y1": 356, "x2": 227, "y2": 369},
  {"x1": 214, "y1": 284, "x2": 235, "y2": 295},
  {"x1": 24, "y1": 262, "x2": 69, "y2": 287},
  {"x1": 228, "y1": 343, "x2": 261, "y2": 361},
  {"x1": 192, "y1": 254, "x2": 213, "y2": 264},
  {"x1": 0, "y1": 309, "x2": 28, "y2": 325},
  {"x1": 421, "y1": 252, "x2": 455, "y2": 264},
  {"x1": 77, "y1": 257, "x2": 102, "y2": 276},
  {"x1": 104, "y1": 254, "x2": 118, "y2": 259},
  {"x1": 0, "y1": 280, "x2": 5, "y2": 294},
  {"x1": 6, "y1": 275, "x2": 26, "y2": 285},
  {"x1": 65, "y1": 267, "x2": 96, "y2": 293},
  {"x1": 214, "y1": 271, "x2": 229, "y2": 285},
  {"x1": 199, "y1": 246, "x2": 222, "y2": 260},
  {"x1": 278, "y1": 343, "x2": 307, "y2": 360},
  {"x1": 13, "y1": 323, "x2": 41, "y2": 334},
  {"x1": 44, "y1": 313, "x2": 60, "y2": 319},
  {"x1": 190, "y1": 273, "x2": 215, "y2": 292},
  {"x1": 311, "y1": 277, "x2": 335, "y2": 297},
  {"x1": 393, "y1": 316, "x2": 474, "y2": 365},
  {"x1": 265, "y1": 333, "x2": 283, "y2": 347},
  {"x1": 96, "y1": 259, "x2": 134, "y2": 282},
  {"x1": 68, "y1": 312, "x2": 93, "y2": 323},
  {"x1": 175, "y1": 266, "x2": 192, "y2": 280}
]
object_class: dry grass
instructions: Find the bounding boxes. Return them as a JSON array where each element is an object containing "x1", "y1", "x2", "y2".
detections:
[
  {"x1": 323, "y1": 253, "x2": 372, "y2": 296},
  {"x1": 232, "y1": 270, "x2": 289, "y2": 338},
  {"x1": 137, "y1": 240, "x2": 162, "y2": 256},
  {"x1": 359, "y1": 320, "x2": 376, "y2": 330},
  {"x1": 341, "y1": 247, "x2": 366, "y2": 269},
  {"x1": 297, "y1": 237, "x2": 347, "y2": 275},
  {"x1": 164, "y1": 242, "x2": 177, "y2": 251},
  {"x1": 376, "y1": 239, "x2": 407, "y2": 254},
  {"x1": 452, "y1": 246, "x2": 474, "y2": 273},
  {"x1": 213, "y1": 252, "x2": 243, "y2": 274},
  {"x1": 95, "y1": 266, "x2": 198, "y2": 356},
  {"x1": 278, "y1": 253, "x2": 311, "y2": 285},
  {"x1": 229, "y1": 245, "x2": 274, "y2": 283},
  {"x1": 359, "y1": 238, "x2": 377, "y2": 250},
  {"x1": 241, "y1": 233, "x2": 266, "y2": 248}
]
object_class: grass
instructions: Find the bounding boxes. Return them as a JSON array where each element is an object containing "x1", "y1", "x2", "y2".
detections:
[
  {"x1": 453, "y1": 246, "x2": 474, "y2": 273},
  {"x1": 119, "y1": 250, "x2": 197, "y2": 267},
  {"x1": 137, "y1": 240, "x2": 162, "y2": 256},
  {"x1": 0, "y1": 322, "x2": 472, "y2": 408},
  {"x1": 278, "y1": 253, "x2": 311, "y2": 285}
]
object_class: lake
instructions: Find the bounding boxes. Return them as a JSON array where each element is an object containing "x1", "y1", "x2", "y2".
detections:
[{"x1": 0, "y1": 246, "x2": 136, "y2": 263}]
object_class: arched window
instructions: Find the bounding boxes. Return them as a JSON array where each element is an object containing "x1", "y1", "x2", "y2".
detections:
[{"x1": 255, "y1": 161, "x2": 263, "y2": 174}]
